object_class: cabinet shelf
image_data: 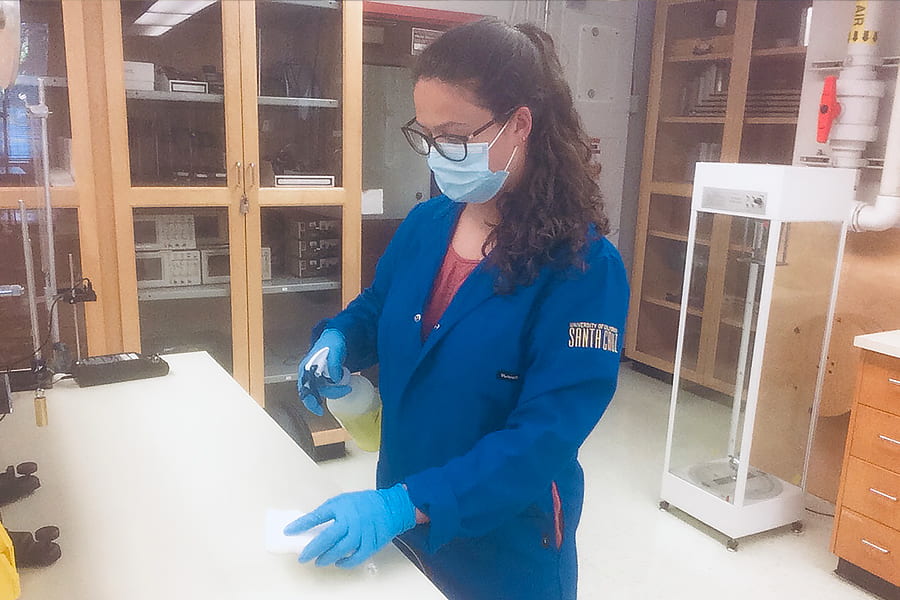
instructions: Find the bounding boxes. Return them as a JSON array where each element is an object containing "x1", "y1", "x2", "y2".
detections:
[
  {"x1": 649, "y1": 182, "x2": 693, "y2": 197},
  {"x1": 745, "y1": 117, "x2": 798, "y2": 125},
  {"x1": 126, "y1": 90, "x2": 340, "y2": 109},
  {"x1": 648, "y1": 229, "x2": 711, "y2": 245},
  {"x1": 15, "y1": 75, "x2": 68, "y2": 88},
  {"x1": 661, "y1": 116, "x2": 726, "y2": 124},
  {"x1": 127, "y1": 89, "x2": 224, "y2": 104},
  {"x1": 258, "y1": 96, "x2": 340, "y2": 109},
  {"x1": 643, "y1": 294, "x2": 704, "y2": 318},
  {"x1": 665, "y1": 52, "x2": 732, "y2": 64},
  {"x1": 751, "y1": 46, "x2": 807, "y2": 58},
  {"x1": 138, "y1": 276, "x2": 339, "y2": 301},
  {"x1": 263, "y1": 276, "x2": 340, "y2": 295}
]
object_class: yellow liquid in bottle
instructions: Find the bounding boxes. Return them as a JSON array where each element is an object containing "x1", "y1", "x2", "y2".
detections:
[{"x1": 335, "y1": 405, "x2": 382, "y2": 452}]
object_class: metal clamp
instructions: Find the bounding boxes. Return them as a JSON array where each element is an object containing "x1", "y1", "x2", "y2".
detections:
[
  {"x1": 879, "y1": 434, "x2": 900, "y2": 447},
  {"x1": 869, "y1": 488, "x2": 898, "y2": 502},
  {"x1": 861, "y1": 539, "x2": 890, "y2": 554}
]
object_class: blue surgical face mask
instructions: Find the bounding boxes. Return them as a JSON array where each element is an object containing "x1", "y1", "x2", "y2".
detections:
[{"x1": 427, "y1": 119, "x2": 519, "y2": 204}]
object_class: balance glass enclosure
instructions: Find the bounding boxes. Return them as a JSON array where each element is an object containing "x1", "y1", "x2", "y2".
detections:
[{"x1": 661, "y1": 162, "x2": 855, "y2": 543}]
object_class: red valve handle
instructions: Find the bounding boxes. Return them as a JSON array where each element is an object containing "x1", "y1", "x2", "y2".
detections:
[{"x1": 817, "y1": 75, "x2": 841, "y2": 143}]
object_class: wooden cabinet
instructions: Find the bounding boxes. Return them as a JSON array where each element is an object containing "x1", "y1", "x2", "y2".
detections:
[
  {"x1": 626, "y1": 0, "x2": 811, "y2": 393},
  {"x1": 1, "y1": 0, "x2": 364, "y2": 460},
  {"x1": 94, "y1": 0, "x2": 361, "y2": 458},
  {"x1": 833, "y1": 342, "x2": 900, "y2": 595},
  {"x1": 98, "y1": 0, "x2": 361, "y2": 389}
]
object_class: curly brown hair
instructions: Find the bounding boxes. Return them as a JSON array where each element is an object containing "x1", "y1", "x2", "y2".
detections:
[{"x1": 413, "y1": 18, "x2": 609, "y2": 293}]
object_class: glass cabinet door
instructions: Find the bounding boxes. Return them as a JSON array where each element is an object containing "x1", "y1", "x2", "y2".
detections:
[
  {"x1": 668, "y1": 214, "x2": 773, "y2": 506},
  {"x1": 108, "y1": 2, "x2": 248, "y2": 384},
  {"x1": 256, "y1": 205, "x2": 344, "y2": 446},
  {"x1": 132, "y1": 207, "x2": 238, "y2": 375},
  {"x1": 250, "y1": 0, "x2": 343, "y2": 190},
  {"x1": 240, "y1": 1, "x2": 356, "y2": 454},
  {"x1": 1, "y1": 1, "x2": 73, "y2": 190},
  {"x1": 242, "y1": 0, "x2": 349, "y2": 398},
  {"x1": 0, "y1": 208, "x2": 87, "y2": 371},
  {"x1": 118, "y1": 0, "x2": 231, "y2": 188}
]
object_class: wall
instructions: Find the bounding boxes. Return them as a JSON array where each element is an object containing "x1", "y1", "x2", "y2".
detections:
[{"x1": 794, "y1": 0, "x2": 900, "y2": 502}]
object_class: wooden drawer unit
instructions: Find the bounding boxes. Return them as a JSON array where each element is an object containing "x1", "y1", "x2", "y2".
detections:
[
  {"x1": 851, "y1": 405, "x2": 900, "y2": 474},
  {"x1": 858, "y1": 351, "x2": 900, "y2": 416},
  {"x1": 833, "y1": 344, "x2": 900, "y2": 597},
  {"x1": 843, "y1": 457, "x2": 900, "y2": 530},
  {"x1": 834, "y1": 509, "x2": 900, "y2": 586}
]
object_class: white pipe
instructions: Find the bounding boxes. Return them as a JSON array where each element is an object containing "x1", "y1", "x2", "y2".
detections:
[
  {"x1": 851, "y1": 194, "x2": 900, "y2": 231},
  {"x1": 830, "y1": 0, "x2": 886, "y2": 169},
  {"x1": 879, "y1": 65, "x2": 900, "y2": 199},
  {"x1": 851, "y1": 64, "x2": 900, "y2": 231}
]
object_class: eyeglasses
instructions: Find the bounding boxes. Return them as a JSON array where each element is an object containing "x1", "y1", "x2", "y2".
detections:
[{"x1": 401, "y1": 117, "x2": 500, "y2": 162}]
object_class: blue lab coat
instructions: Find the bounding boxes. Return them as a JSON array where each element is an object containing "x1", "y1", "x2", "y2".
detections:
[{"x1": 317, "y1": 196, "x2": 629, "y2": 599}]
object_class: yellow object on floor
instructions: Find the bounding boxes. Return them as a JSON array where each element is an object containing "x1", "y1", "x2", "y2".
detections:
[{"x1": 0, "y1": 524, "x2": 20, "y2": 600}]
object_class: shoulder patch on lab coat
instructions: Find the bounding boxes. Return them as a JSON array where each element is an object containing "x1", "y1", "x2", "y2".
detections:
[{"x1": 568, "y1": 321, "x2": 620, "y2": 352}]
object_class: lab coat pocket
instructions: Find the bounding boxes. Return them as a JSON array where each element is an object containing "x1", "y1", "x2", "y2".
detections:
[{"x1": 520, "y1": 501, "x2": 562, "y2": 555}]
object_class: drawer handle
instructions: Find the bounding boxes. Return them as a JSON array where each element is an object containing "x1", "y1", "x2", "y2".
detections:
[
  {"x1": 861, "y1": 539, "x2": 891, "y2": 554},
  {"x1": 869, "y1": 488, "x2": 898, "y2": 502},
  {"x1": 879, "y1": 434, "x2": 900, "y2": 447},
  {"x1": 890, "y1": 377, "x2": 900, "y2": 387}
]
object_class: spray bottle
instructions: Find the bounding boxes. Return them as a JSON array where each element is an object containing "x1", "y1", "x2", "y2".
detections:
[
  {"x1": 305, "y1": 347, "x2": 382, "y2": 452},
  {"x1": 325, "y1": 369, "x2": 381, "y2": 452}
]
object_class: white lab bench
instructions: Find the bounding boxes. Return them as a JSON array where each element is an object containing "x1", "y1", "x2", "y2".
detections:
[{"x1": 0, "y1": 352, "x2": 445, "y2": 599}]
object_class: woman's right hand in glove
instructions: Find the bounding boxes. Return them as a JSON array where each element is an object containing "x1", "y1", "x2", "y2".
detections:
[{"x1": 297, "y1": 329, "x2": 351, "y2": 416}]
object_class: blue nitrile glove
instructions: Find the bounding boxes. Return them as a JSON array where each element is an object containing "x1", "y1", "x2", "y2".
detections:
[
  {"x1": 284, "y1": 483, "x2": 417, "y2": 569},
  {"x1": 297, "y1": 329, "x2": 351, "y2": 416}
]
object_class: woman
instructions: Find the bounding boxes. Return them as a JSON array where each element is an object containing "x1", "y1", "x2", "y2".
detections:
[{"x1": 286, "y1": 18, "x2": 629, "y2": 599}]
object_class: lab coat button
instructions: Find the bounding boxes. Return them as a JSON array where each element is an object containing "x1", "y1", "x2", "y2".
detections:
[
  {"x1": 541, "y1": 536, "x2": 550, "y2": 548},
  {"x1": 433, "y1": 323, "x2": 440, "y2": 330},
  {"x1": 414, "y1": 313, "x2": 422, "y2": 322}
]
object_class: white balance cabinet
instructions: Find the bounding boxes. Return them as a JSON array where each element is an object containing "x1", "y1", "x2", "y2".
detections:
[{"x1": 660, "y1": 163, "x2": 856, "y2": 549}]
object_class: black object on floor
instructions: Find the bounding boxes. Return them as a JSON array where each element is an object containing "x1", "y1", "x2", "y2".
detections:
[
  {"x1": 0, "y1": 462, "x2": 40, "y2": 506},
  {"x1": 9, "y1": 526, "x2": 61, "y2": 568}
]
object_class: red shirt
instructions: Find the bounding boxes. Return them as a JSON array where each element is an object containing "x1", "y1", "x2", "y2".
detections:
[{"x1": 422, "y1": 244, "x2": 481, "y2": 340}]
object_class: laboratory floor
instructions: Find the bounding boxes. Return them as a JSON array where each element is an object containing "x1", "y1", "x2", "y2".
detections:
[{"x1": 318, "y1": 363, "x2": 877, "y2": 600}]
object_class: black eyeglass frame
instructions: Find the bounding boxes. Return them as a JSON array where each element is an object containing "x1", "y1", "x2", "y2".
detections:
[{"x1": 400, "y1": 114, "x2": 508, "y2": 162}]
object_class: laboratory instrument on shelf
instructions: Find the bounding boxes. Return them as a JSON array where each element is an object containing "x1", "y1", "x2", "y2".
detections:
[{"x1": 660, "y1": 162, "x2": 856, "y2": 550}]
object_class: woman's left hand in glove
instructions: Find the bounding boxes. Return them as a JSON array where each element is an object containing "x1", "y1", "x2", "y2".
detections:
[{"x1": 284, "y1": 483, "x2": 417, "y2": 568}]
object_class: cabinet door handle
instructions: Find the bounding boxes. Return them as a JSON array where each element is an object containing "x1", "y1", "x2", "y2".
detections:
[
  {"x1": 861, "y1": 539, "x2": 890, "y2": 554},
  {"x1": 879, "y1": 434, "x2": 900, "y2": 447},
  {"x1": 246, "y1": 163, "x2": 256, "y2": 188},
  {"x1": 235, "y1": 161, "x2": 243, "y2": 188},
  {"x1": 869, "y1": 488, "x2": 898, "y2": 502},
  {"x1": 889, "y1": 377, "x2": 900, "y2": 387}
]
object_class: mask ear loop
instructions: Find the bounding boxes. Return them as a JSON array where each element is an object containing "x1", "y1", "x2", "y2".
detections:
[
  {"x1": 488, "y1": 118, "x2": 512, "y2": 149},
  {"x1": 503, "y1": 145, "x2": 519, "y2": 171},
  {"x1": 488, "y1": 116, "x2": 519, "y2": 171}
]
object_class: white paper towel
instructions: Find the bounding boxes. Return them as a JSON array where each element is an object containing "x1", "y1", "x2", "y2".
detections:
[{"x1": 265, "y1": 508, "x2": 330, "y2": 554}]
